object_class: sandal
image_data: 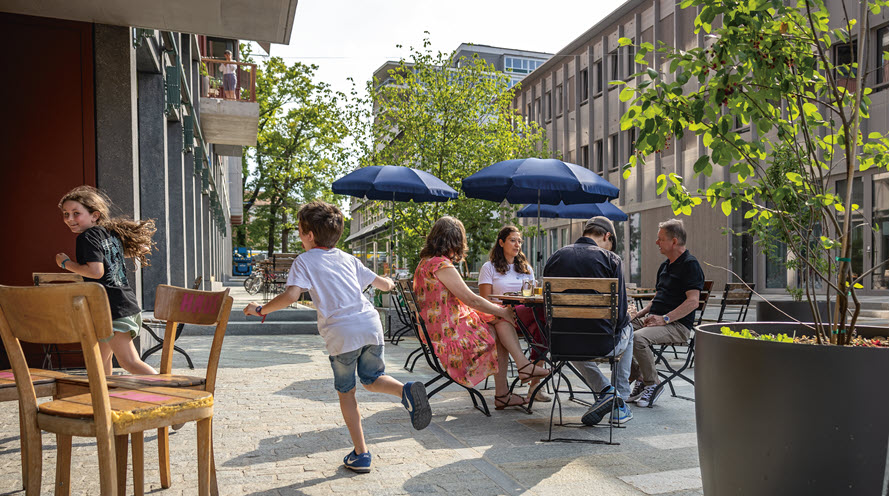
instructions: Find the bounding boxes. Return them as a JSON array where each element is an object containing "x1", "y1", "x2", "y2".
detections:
[
  {"x1": 517, "y1": 362, "x2": 550, "y2": 384},
  {"x1": 494, "y1": 393, "x2": 527, "y2": 410}
]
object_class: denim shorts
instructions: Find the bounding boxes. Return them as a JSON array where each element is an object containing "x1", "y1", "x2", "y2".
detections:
[{"x1": 329, "y1": 345, "x2": 386, "y2": 393}]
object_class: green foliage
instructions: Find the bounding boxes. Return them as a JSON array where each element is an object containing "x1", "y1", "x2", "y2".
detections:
[
  {"x1": 346, "y1": 37, "x2": 548, "y2": 271},
  {"x1": 240, "y1": 44, "x2": 350, "y2": 255},
  {"x1": 619, "y1": 0, "x2": 889, "y2": 344},
  {"x1": 720, "y1": 327, "x2": 795, "y2": 343}
]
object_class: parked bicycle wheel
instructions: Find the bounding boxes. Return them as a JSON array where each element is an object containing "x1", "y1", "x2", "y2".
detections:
[{"x1": 244, "y1": 274, "x2": 262, "y2": 294}]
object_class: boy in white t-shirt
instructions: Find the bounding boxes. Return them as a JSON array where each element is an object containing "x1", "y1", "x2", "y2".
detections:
[{"x1": 244, "y1": 201, "x2": 431, "y2": 473}]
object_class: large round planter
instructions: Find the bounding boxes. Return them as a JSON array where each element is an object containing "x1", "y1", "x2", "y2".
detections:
[
  {"x1": 695, "y1": 322, "x2": 888, "y2": 495},
  {"x1": 755, "y1": 300, "x2": 835, "y2": 322}
]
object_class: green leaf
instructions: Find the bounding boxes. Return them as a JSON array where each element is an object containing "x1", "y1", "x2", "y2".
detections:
[
  {"x1": 619, "y1": 37, "x2": 632, "y2": 46},
  {"x1": 619, "y1": 86, "x2": 635, "y2": 102},
  {"x1": 785, "y1": 172, "x2": 802, "y2": 184},
  {"x1": 623, "y1": 168, "x2": 633, "y2": 180},
  {"x1": 744, "y1": 209, "x2": 757, "y2": 219},
  {"x1": 721, "y1": 200, "x2": 732, "y2": 216},
  {"x1": 693, "y1": 155, "x2": 710, "y2": 174},
  {"x1": 656, "y1": 174, "x2": 667, "y2": 195}
]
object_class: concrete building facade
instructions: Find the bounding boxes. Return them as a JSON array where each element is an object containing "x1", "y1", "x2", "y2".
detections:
[{"x1": 513, "y1": 0, "x2": 888, "y2": 295}]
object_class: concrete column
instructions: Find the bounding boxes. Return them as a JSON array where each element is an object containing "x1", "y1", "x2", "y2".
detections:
[
  {"x1": 602, "y1": 35, "x2": 611, "y2": 184},
  {"x1": 203, "y1": 194, "x2": 212, "y2": 290},
  {"x1": 587, "y1": 44, "x2": 594, "y2": 170},
  {"x1": 94, "y1": 24, "x2": 143, "y2": 306},
  {"x1": 167, "y1": 120, "x2": 186, "y2": 288},
  {"x1": 137, "y1": 70, "x2": 170, "y2": 309},
  {"x1": 184, "y1": 152, "x2": 196, "y2": 284},
  {"x1": 195, "y1": 162, "x2": 205, "y2": 288}
]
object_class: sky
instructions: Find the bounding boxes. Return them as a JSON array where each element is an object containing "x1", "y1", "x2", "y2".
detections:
[{"x1": 258, "y1": 0, "x2": 627, "y2": 97}]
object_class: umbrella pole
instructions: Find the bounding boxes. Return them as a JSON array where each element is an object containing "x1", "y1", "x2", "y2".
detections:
[
  {"x1": 537, "y1": 189, "x2": 542, "y2": 279},
  {"x1": 390, "y1": 195, "x2": 396, "y2": 277}
]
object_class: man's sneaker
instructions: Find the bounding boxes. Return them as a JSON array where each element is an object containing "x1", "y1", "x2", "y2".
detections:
[
  {"x1": 609, "y1": 402, "x2": 633, "y2": 425},
  {"x1": 582, "y1": 386, "x2": 621, "y2": 426},
  {"x1": 401, "y1": 381, "x2": 431, "y2": 430},
  {"x1": 627, "y1": 381, "x2": 647, "y2": 403},
  {"x1": 343, "y1": 450, "x2": 372, "y2": 473},
  {"x1": 636, "y1": 384, "x2": 664, "y2": 408}
]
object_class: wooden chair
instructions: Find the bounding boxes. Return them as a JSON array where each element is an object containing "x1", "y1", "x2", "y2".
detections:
[
  {"x1": 0, "y1": 282, "x2": 214, "y2": 495},
  {"x1": 395, "y1": 277, "x2": 491, "y2": 416},
  {"x1": 63, "y1": 284, "x2": 233, "y2": 494},
  {"x1": 32, "y1": 273, "x2": 85, "y2": 370},
  {"x1": 650, "y1": 280, "x2": 714, "y2": 402},
  {"x1": 140, "y1": 276, "x2": 204, "y2": 367},
  {"x1": 539, "y1": 277, "x2": 622, "y2": 445}
]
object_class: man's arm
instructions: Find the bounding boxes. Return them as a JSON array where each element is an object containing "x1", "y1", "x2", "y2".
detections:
[{"x1": 645, "y1": 289, "x2": 700, "y2": 326}]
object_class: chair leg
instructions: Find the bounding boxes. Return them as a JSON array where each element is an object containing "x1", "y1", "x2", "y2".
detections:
[
  {"x1": 132, "y1": 432, "x2": 144, "y2": 496},
  {"x1": 55, "y1": 434, "x2": 72, "y2": 496},
  {"x1": 158, "y1": 427, "x2": 171, "y2": 488},
  {"x1": 197, "y1": 418, "x2": 212, "y2": 496},
  {"x1": 18, "y1": 405, "x2": 28, "y2": 491},
  {"x1": 115, "y1": 434, "x2": 128, "y2": 496},
  {"x1": 210, "y1": 419, "x2": 219, "y2": 496},
  {"x1": 23, "y1": 424, "x2": 42, "y2": 496}
]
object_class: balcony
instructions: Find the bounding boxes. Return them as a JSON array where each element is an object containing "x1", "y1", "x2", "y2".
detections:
[{"x1": 199, "y1": 58, "x2": 259, "y2": 147}]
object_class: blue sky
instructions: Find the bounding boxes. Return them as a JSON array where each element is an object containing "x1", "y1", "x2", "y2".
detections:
[{"x1": 262, "y1": 0, "x2": 626, "y2": 96}]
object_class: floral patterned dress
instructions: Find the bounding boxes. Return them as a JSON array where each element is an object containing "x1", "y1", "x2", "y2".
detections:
[{"x1": 413, "y1": 256, "x2": 499, "y2": 387}]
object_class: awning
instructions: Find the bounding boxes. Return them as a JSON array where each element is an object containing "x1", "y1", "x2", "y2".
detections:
[
  {"x1": 344, "y1": 218, "x2": 389, "y2": 244},
  {"x1": 2, "y1": 0, "x2": 299, "y2": 44}
]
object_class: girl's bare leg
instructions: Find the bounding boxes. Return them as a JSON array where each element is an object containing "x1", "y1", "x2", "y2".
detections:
[{"x1": 108, "y1": 332, "x2": 158, "y2": 375}]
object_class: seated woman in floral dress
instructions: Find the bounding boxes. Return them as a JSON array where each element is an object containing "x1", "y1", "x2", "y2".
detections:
[
  {"x1": 478, "y1": 225, "x2": 550, "y2": 402},
  {"x1": 413, "y1": 216, "x2": 549, "y2": 409}
]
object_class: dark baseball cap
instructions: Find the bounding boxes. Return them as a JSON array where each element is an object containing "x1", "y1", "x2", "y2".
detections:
[{"x1": 583, "y1": 216, "x2": 617, "y2": 251}]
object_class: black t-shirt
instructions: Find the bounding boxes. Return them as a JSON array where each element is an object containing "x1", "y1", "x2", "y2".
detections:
[
  {"x1": 649, "y1": 250, "x2": 705, "y2": 330},
  {"x1": 543, "y1": 237, "x2": 629, "y2": 357},
  {"x1": 76, "y1": 226, "x2": 141, "y2": 320}
]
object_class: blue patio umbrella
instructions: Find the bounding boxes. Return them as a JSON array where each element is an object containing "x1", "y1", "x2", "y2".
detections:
[
  {"x1": 516, "y1": 201, "x2": 628, "y2": 222},
  {"x1": 332, "y1": 165, "x2": 458, "y2": 274},
  {"x1": 462, "y1": 158, "x2": 620, "y2": 273}
]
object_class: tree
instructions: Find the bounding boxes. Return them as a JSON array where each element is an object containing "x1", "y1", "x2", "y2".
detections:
[
  {"x1": 619, "y1": 0, "x2": 889, "y2": 343},
  {"x1": 238, "y1": 46, "x2": 351, "y2": 255},
  {"x1": 347, "y1": 37, "x2": 548, "y2": 271}
]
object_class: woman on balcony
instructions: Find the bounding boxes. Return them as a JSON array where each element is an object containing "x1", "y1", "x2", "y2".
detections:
[{"x1": 220, "y1": 49, "x2": 237, "y2": 99}]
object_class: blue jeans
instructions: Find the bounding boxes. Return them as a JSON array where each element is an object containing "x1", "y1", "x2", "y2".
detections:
[
  {"x1": 329, "y1": 345, "x2": 386, "y2": 393},
  {"x1": 571, "y1": 323, "x2": 634, "y2": 400}
]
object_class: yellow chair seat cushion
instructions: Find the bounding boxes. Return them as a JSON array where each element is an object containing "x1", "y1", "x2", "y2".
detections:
[{"x1": 38, "y1": 386, "x2": 212, "y2": 427}]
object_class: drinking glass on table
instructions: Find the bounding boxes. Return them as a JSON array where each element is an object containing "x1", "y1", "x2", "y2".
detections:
[{"x1": 521, "y1": 279, "x2": 534, "y2": 297}]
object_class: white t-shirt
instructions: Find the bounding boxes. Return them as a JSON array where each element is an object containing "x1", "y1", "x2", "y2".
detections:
[
  {"x1": 286, "y1": 248, "x2": 383, "y2": 356},
  {"x1": 219, "y1": 62, "x2": 236, "y2": 75},
  {"x1": 478, "y1": 261, "x2": 535, "y2": 301}
]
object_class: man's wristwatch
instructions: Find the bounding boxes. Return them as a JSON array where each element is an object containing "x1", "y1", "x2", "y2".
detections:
[{"x1": 662, "y1": 314, "x2": 671, "y2": 324}]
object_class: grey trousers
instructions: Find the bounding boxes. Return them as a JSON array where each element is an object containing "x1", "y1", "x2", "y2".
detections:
[{"x1": 631, "y1": 316, "x2": 690, "y2": 386}]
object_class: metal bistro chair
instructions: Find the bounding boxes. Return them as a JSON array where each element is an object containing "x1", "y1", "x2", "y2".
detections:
[
  {"x1": 388, "y1": 291, "x2": 415, "y2": 346},
  {"x1": 395, "y1": 277, "x2": 491, "y2": 416},
  {"x1": 715, "y1": 282, "x2": 755, "y2": 323},
  {"x1": 650, "y1": 280, "x2": 713, "y2": 403},
  {"x1": 140, "y1": 276, "x2": 203, "y2": 368},
  {"x1": 540, "y1": 277, "x2": 622, "y2": 445}
]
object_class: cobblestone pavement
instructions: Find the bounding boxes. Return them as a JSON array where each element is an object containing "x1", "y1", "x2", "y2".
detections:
[{"x1": 0, "y1": 334, "x2": 703, "y2": 495}]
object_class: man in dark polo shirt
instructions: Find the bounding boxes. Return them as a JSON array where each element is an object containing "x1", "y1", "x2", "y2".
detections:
[
  {"x1": 629, "y1": 218, "x2": 704, "y2": 408},
  {"x1": 543, "y1": 216, "x2": 634, "y2": 426}
]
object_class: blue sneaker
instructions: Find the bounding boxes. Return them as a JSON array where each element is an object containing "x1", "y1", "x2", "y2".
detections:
[
  {"x1": 582, "y1": 386, "x2": 620, "y2": 426},
  {"x1": 401, "y1": 381, "x2": 431, "y2": 430},
  {"x1": 343, "y1": 450, "x2": 372, "y2": 473},
  {"x1": 609, "y1": 401, "x2": 633, "y2": 425}
]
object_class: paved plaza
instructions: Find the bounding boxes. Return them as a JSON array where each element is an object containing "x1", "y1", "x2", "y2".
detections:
[{"x1": 0, "y1": 331, "x2": 703, "y2": 495}]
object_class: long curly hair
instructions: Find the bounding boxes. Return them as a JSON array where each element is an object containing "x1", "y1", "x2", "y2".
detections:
[
  {"x1": 489, "y1": 225, "x2": 532, "y2": 275},
  {"x1": 58, "y1": 186, "x2": 157, "y2": 268},
  {"x1": 419, "y1": 216, "x2": 467, "y2": 265}
]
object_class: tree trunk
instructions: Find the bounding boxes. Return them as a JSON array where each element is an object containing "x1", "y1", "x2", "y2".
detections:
[
  {"x1": 280, "y1": 210, "x2": 289, "y2": 253},
  {"x1": 266, "y1": 204, "x2": 278, "y2": 256}
]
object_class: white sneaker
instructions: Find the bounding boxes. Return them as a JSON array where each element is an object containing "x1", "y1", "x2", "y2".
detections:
[
  {"x1": 636, "y1": 384, "x2": 664, "y2": 408},
  {"x1": 627, "y1": 381, "x2": 646, "y2": 403}
]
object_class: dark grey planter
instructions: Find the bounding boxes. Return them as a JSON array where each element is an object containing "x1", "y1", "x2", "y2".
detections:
[
  {"x1": 695, "y1": 322, "x2": 889, "y2": 495},
  {"x1": 756, "y1": 300, "x2": 835, "y2": 321}
]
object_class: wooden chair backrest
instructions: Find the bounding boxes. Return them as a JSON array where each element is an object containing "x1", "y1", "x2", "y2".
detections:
[
  {"x1": 152, "y1": 285, "x2": 233, "y2": 392},
  {"x1": 722, "y1": 282, "x2": 754, "y2": 305},
  {"x1": 694, "y1": 280, "x2": 715, "y2": 326},
  {"x1": 32, "y1": 272, "x2": 84, "y2": 285},
  {"x1": 0, "y1": 283, "x2": 115, "y2": 439},
  {"x1": 543, "y1": 277, "x2": 619, "y2": 320}
]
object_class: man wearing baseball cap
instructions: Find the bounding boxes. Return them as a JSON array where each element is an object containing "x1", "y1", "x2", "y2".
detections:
[{"x1": 542, "y1": 215, "x2": 633, "y2": 426}]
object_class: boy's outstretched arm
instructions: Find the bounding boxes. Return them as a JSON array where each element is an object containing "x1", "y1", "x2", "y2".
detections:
[
  {"x1": 370, "y1": 275, "x2": 395, "y2": 292},
  {"x1": 244, "y1": 285, "x2": 304, "y2": 316}
]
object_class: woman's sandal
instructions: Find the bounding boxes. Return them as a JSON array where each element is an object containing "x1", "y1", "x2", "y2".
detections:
[
  {"x1": 494, "y1": 393, "x2": 527, "y2": 410},
  {"x1": 517, "y1": 362, "x2": 550, "y2": 384}
]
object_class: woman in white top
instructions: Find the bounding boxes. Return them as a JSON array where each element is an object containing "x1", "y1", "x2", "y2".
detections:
[
  {"x1": 478, "y1": 225, "x2": 551, "y2": 402},
  {"x1": 220, "y1": 49, "x2": 237, "y2": 99}
]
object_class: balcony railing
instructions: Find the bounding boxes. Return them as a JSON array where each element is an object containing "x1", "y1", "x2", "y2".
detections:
[{"x1": 201, "y1": 58, "x2": 256, "y2": 102}]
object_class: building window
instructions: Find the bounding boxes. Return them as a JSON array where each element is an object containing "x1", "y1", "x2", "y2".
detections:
[
  {"x1": 580, "y1": 145, "x2": 589, "y2": 168},
  {"x1": 626, "y1": 129, "x2": 636, "y2": 163},
  {"x1": 731, "y1": 205, "x2": 754, "y2": 284},
  {"x1": 580, "y1": 68, "x2": 589, "y2": 102},
  {"x1": 560, "y1": 228, "x2": 567, "y2": 248},
  {"x1": 545, "y1": 90, "x2": 552, "y2": 121},
  {"x1": 625, "y1": 40, "x2": 636, "y2": 79},
  {"x1": 878, "y1": 26, "x2": 889, "y2": 86},
  {"x1": 609, "y1": 134, "x2": 619, "y2": 171},
  {"x1": 550, "y1": 229, "x2": 559, "y2": 257},
  {"x1": 614, "y1": 218, "x2": 625, "y2": 258},
  {"x1": 505, "y1": 57, "x2": 543, "y2": 75},
  {"x1": 594, "y1": 139, "x2": 604, "y2": 173},
  {"x1": 595, "y1": 60, "x2": 603, "y2": 94},
  {"x1": 555, "y1": 84, "x2": 564, "y2": 115},
  {"x1": 610, "y1": 50, "x2": 619, "y2": 82},
  {"x1": 833, "y1": 40, "x2": 858, "y2": 81},
  {"x1": 526, "y1": 103, "x2": 531, "y2": 123},
  {"x1": 535, "y1": 98, "x2": 541, "y2": 122}
]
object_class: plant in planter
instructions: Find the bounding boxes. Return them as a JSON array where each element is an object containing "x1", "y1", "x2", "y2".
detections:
[{"x1": 617, "y1": 0, "x2": 888, "y2": 493}]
